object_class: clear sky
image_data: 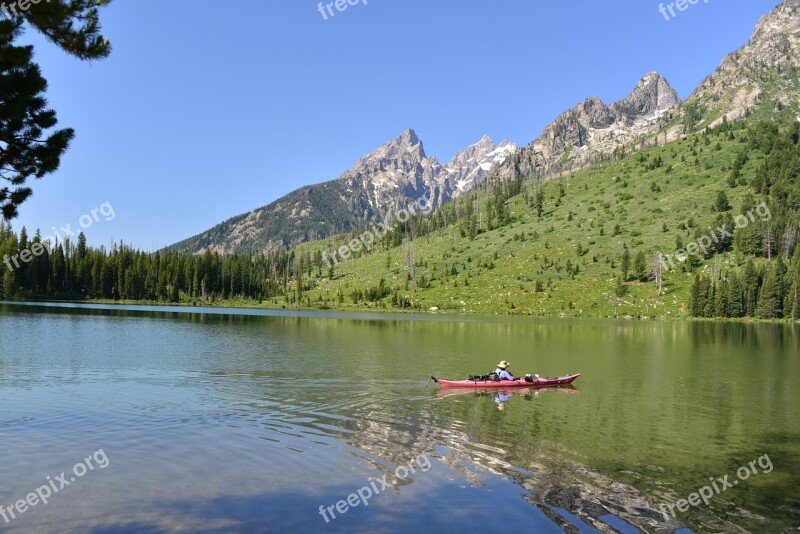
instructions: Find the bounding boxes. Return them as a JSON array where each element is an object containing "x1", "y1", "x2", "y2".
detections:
[{"x1": 11, "y1": 0, "x2": 781, "y2": 250}]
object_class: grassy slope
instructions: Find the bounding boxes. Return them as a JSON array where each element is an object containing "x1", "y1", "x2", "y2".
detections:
[{"x1": 294, "y1": 130, "x2": 765, "y2": 318}]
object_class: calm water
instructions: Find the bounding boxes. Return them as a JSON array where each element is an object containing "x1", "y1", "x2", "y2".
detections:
[{"x1": 0, "y1": 302, "x2": 798, "y2": 533}]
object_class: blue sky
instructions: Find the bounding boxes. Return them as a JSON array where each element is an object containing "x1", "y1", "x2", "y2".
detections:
[{"x1": 11, "y1": 0, "x2": 781, "y2": 250}]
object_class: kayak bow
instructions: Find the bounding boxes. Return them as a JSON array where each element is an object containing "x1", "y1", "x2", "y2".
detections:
[{"x1": 432, "y1": 373, "x2": 580, "y2": 388}]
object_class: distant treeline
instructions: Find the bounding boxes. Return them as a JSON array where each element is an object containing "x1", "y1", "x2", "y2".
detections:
[
  {"x1": 690, "y1": 121, "x2": 800, "y2": 319},
  {"x1": 0, "y1": 229, "x2": 314, "y2": 303}
]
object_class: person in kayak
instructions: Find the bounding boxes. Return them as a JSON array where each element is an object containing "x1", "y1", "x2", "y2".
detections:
[{"x1": 494, "y1": 361, "x2": 515, "y2": 381}]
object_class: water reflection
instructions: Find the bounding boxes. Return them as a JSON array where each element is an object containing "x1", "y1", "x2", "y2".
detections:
[{"x1": 436, "y1": 386, "x2": 579, "y2": 401}]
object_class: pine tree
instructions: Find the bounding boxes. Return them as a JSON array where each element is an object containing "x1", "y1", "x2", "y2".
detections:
[
  {"x1": 789, "y1": 252, "x2": 800, "y2": 321},
  {"x1": 763, "y1": 227, "x2": 776, "y2": 260},
  {"x1": 714, "y1": 279, "x2": 730, "y2": 318},
  {"x1": 714, "y1": 190, "x2": 731, "y2": 212},
  {"x1": 781, "y1": 225, "x2": 797, "y2": 259},
  {"x1": 703, "y1": 280, "x2": 715, "y2": 318},
  {"x1": 621, "y1": 244, "x2": 631, "y2": 281},
  {"x1": 534, "y1": 188, "x2": 545, "y2": 218},
  {"x1": 633, "y1": 251, "x2": 647, "y2": 282},
  {"x1": 1, "y1": 2, "x2": 112, "y2": 220},
  {"x1": 735, "y1": 224, "x2": 763, "y2": 257},
  {"x1": 728, "y1": 152, "x2": 746, "y2": 188},
  {"x1": 742, "y1": 260, "x2": 760, "y2": 317},
  {"x1": 758, "y1": 266, "x2": 783, "y2": 319},
  {"x1": 2, "y1": 268, "x2": 15, "y2": 299},
  {"x1": 728, "y1": 272, "x2": 744, "y2": 318},
  {"x1": 295, "y1": 260, "x2": 303, "y2": 306},
  {"x1": 713, "y1": 213, "x2": 735, "y2": 253},
  {"x1": 690, "y1": 275, "x2": 707, "y2": 317},
  {"x1": 776, "y1": 255, "x2": 789, "y2": 298}
]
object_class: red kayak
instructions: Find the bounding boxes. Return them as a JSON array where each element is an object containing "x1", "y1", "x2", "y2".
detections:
[{"x1": 432, "y1": 373, "x2": 580, "y2": 388}]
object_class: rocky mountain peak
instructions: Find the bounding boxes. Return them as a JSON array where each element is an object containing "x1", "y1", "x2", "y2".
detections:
[
  {"x1": 612, "y1": 72, "x2": 679, "y2": 124},
  {"x1": 580, "y1": 97, "x2": 615, "y2": 129},
  {"x1": 716, "y1": 0, "x2": 800, "y2": 73},
  {"x1": 475, "y1": 134, "x2": 494, "y2": 147},
  {"x1": 444, "y1": 136, "x2": 517, "y2": 195},
  {"x1": 453, "y1": 135, "x2": 497, "y2": 160},
  {"x1": 681, "y1": 0, "x2": 800, "y2": 129},
  {"x1": 399, "y1": 128, "x2": 421, "y2": 149},
  {"x1": 327, "y1": 130, "x2": 517, "y2": 219},
  {"x1": 361, "y1": 128, "x2": 426, "y2": 163},
  {"x1": 751, "y1": 0, "x2": 800, "y2": 51},
  {"x1": 491, "y1": 72, "x2": 680, "y2": 180}
]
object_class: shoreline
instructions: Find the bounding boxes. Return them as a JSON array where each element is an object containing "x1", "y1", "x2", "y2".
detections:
[{"x1": 2, "y1": 298, "x2": 797, "y2": 324}]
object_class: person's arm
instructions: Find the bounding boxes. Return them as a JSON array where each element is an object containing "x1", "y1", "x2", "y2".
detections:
[{"x1": 500, "y1": 370, "x2": 515, "y2": 380}]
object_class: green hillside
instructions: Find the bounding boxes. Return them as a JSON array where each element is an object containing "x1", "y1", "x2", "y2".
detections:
[
  {"x1": 294, "y1": 121, "x2": 787, "y2": 319},
  {"x1": 168, "y1": 179, "x2": 369, "y2": 254}
]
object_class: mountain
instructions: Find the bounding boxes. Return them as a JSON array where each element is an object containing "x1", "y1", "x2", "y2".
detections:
[
  {"x1": 444, "y1": 135, "x2": 516, "y2": 195},
  {"x1": 493, "y1": 0, "x2": 800, "y2": 182},
  {"x1": 338, "y1": 128, "x2": 442, "y2": 214},
  {"x1": 173, "y1": 0, "x2": 799, "y2": 256},
  {"x1": 170, "y1": 131, "x2": 515, "y2": 254},
  {"x1": 675, "y1": 0, "x2": 800, "y2": 131},
  {"x1": 493, "y1": 72, "x2": 680, "y2": 180}
]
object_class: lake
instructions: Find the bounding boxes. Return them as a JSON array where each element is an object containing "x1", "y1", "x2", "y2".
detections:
[{"x1": 0, "y1": 302, "x2": 797, "y2": 533}]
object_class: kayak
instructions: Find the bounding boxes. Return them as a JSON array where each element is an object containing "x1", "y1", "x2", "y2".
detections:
[{"x1": 432, "y1": 373, "x2": 580, "y2": 388}]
